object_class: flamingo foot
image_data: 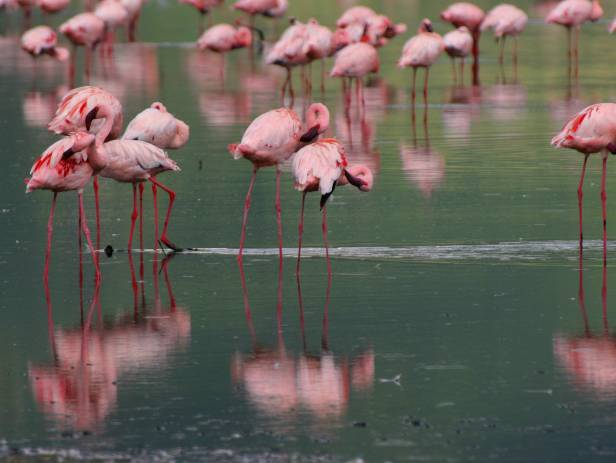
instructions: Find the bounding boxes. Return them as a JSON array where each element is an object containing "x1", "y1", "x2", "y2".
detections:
[{"x1": 160, "y1": 236, "x2": 183, "y2": 253}]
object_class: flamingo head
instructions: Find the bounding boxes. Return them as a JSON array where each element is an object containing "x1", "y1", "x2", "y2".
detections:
[
  {"x1": 419, "y1": 18, "x2": 434, "y2": 33},
  {"x1": 235, "y1": 26, "x2": 252, "y2": 47},
  {"x1": 300, "y1": 103, "x2": 330, "y2": 143},
  {"x1": 330, "y1": 28, "x2": 351, "y2": 54},
  {"x1": 150, "y1": 101, "x2": 168, "y2": 112},
  {"x1": 344, "y1": 165, "x2": 374, "y2": 192}
]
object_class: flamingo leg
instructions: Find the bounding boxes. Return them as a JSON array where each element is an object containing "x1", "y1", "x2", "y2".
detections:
[
  {"x1": 139, "y1": 182, "x2": 144, "y2": 251},
  {"x1": 603, "y1": 257, "x2": 609, "y2": 334},
  {"x1": 601, "y1": 152, "x2": 608, "y2": 263},
  {"x1": 161, "y1": 255, "x2": 177, "y2": 311},
  {"x1": 472, "y1": 29, "x2": 480, "y2": 86},
  {"x1": 460, "y1": 58, "x2": 465, "y2": 86},
  {"x1": 238, "y1": 167, "x2": 258, "y2": 263},
  {"x1": 152, "y1": 182, "x2": 159, "y2": 250},
  {"x1": 578, "y1": 154, "x2": 589, "y2": 247},
  {"x1": 79, "y1": 191, "x2": 101, "y2": 282},
  {"x1": 322, "y1": 205, "x2": 332, "y2": 279},
  {"x1": 320, "y1": 58, "x2": 325, "y2": 93},
  {"x1": 450, "y1": 57, "x2": 457, "y2": 84},
  {"x1": 43, "y1": 192, "x2": 58, "y2": 284},
  {"x1": 127, "y1": 183, "x2": 138, "y2": 252},
  {"x1": 411, "y1": 67, "x2": 417, "y2": 106},
  {"x1": 577, "y1": 244, "x2": 590, "y2": 337},
  {"x1": 574, "y1": 26, "x2": 580, "y2": 79},
  {"x1": 566, "y1": 26, "x2": 572, "y2": 78},
  {"x1": 423, "y1": 67, "x2": 429, "y2": 106},
  {"x1": 288, "y1": 68, "x2": 295, "y2": 106},
  {"x1": 78, "y1": 196, "x2": 84, "y2": 321},
  {"x1": 275, "y1": 164, "x2": 283, "y2": 269},
  {"x1": 93, "y1": 175, "x2": 100, "y2": 250},
  {"x1": 296, "y1": 191, "x2": 306, "y2": 276},
  {"x1": 148, "y1": 177, "x2": 179, "y2": 252}
]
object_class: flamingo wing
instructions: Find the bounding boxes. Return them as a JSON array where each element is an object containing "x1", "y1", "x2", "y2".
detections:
[{"x1": 292, "y1": 140, "x2": 346, "y2": 195}]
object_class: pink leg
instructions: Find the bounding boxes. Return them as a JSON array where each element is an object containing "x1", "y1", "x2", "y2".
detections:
[
  {"x1": 423, "y1": 67, "x2": 430, "y2": 105},
  {"x1": 322, "y1": 206, "x2": 332, "y2": 278},
  {"x1": 601, "y1": 153, "x2": 608, "y2": 263},
  {"x1": 78, "y1": 196, "x2": 84, "y2": 321},
  {"x1": 149, "y1": 177, "x2": 180, "y2": 251},
  {"x1": 93, "y1": 175, "x2": 100, "y2": 250},
  {"x1": 152, "y1": 182, "x2": 159, "y2": 250},
  {"x1": 321, "y1": 261, "x2": 332, "y2": 351},
  {"x1": 79, "y1": 192, "x2": 101, "y2": 282},
  {"x1": 296, "y1": 191, "x2": 306, "y2": 276},
  {"x1": 411, "y1": 67, "x2": 417, "y2": 106},
  {"x1": 127, "y1": 183, "x2": 138, "y2": 252},
  {"x1": 139, "y1": 182, "x2": 144, "y2": 251},
  {"x1": 578, "y1": 245, "x2": 590, "y2": 337},
  {"x1": 43, "y1": 192, "x2": 58, "y2": 284},
  {"x1": 603, "y1": 257, "x2": 609, "y2": 334},
  {"x1": 578, "y1": 154, "x2": 589, "y2": 247},
  {"x1": 275, "y1": 165, "x2": 283, "y2": 269},
  {"x1": 128, "y1": 250, "x2": 138, "y2": 317},
  {"x1": 238, "y1": 167, "x2": 258, "y2": 263},
  {"x1": 238, "y1": 259, "x2": 257, "y2": 349},
  {"x1": 161, "y1": 255, "x2": 177, "y2": 311}
]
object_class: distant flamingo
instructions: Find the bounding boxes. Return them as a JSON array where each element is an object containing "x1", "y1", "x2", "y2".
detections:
[
  {"x1": 25, "y1": 132, "x2": 101, "y2": 283},
  {"x1": 336, "y1": 6, "x2": 406, "y2": 48},
  {"x1": 303, "y1": 19, "x2": 333, "y2": 91},
  {"x1": 48, "y1": 86, "x2": 124, "y2": 248},
  {"x1": 481, "y1": 4, "x2": 528, "y2": 66},
  {"x1": 59, "y1": 12, "x2": 106, "y2": 79},
  {"x1": 38, "y1": 0, "x2": 69, "y2": 14},
  {"x1": 234, "y1": 0, "x2": 286, "y2": 26},
  {"x1": 21, "y1": 26, "x2": 69, "y2": 61},
  {"x1": 440, "y1": 2, "x2": 485, "y2": 85},
  {"x1": 399, "y1": 19, "x2": 444, "y2": 105},
  {"x1": 292, "y1": 139, "x2": 373, "y2": 275},
  {"x1": 197, "y1": 23, "x2": 252, "y2": 54},
  {"x1": 336, "y1": 6, "x2": 377, "y2": 29},
  {"x1": 266, "y1": 19, "x2": 308, "y2": 102},
  {"x1": 95, "y1": 0, "x2": 128, "y2": 50},
  {"x1": 180, "y1": 0, "x2": 223, "y2": 32},
  {"x1": 121, "y1": 0, "x2": 143, "y2": 41},
  {"x1": 330, "y1": 41, "x2": 379, "y2": 109},
  {"x1": 443, "y1": 26, "x2": 472, "y2": 84},
  {"x1": 228, "y1": 103, "x2": 330, "y2": 262},
  {"x1": 546, "y1": 0, "x2": 602, "y2": 77},
  {"x1": 551, "y1": 103, "x2": 616, "y2": 260}
]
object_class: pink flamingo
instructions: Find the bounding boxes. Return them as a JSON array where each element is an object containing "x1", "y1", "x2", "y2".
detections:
[
  {"x1": 330, "y1": 41, "x2": 379, "y2": 109},
  {"x1": 292, "y1": 139, "x2": 373, "y2": 275},
  {"x1": 234, "y1": 0, "x2": 286, "y2": 27},
  {"x1": 551, "y1": 103, "x2": 616, "y2": 260},
  {"x1": 440, "y1": 2, "x2": 485, "y2": 85},
  {"x1": 336, "y1": 6, "x2": 406, "y2": 48},
  {"x1": 59, "y1": 13, "x2": 106, "y2": 79},
  {"x1": 26, "y1": 132, "x2": 101, "y2": 283},
  {"x1": 197, "y1": 23, "x2": 252, "y2": 54},
  {"x1": 443, "y1": 26, "x2": 472, "y2": 84},
  {"x1": 21, "y1": 26, "x2": 69, "y2": 61},
  {"x1": 121, "y1": 0, "x2": 143, "y2": 41},
  {"x1": 179, "y1": 0, "x2": 223, "y2": 32},
  {"x1": 398, "y1": 19, "x2": 444, "y2": 105},
  {"x1": 38, "y1": 0, "x2": 69, "y2": 14},
  {"x1": 303, "y1": 18, "x2": 334, "y2": 91},
  {"x1": 481, "y1": 4, "x2": 528, "y2": 66},
  {"x1": 336, "y1": 6, "x2": 377, "y2": 29},
  {"x1": 94, "y1": 0, "x2": 128, "y2": 50},
  {"x1": 228, "y1": 103, "x2": 330, "y2": 262},
  {"x1": 48, "y1": 86, "x2": 124, "y2": 248},
  {"x1": 546, "y1": 0, "x2": 602, "y2": 77}
]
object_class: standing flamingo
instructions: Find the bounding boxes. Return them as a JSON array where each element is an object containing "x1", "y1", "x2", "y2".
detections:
[
  {"x1": 551, "y1": 103, "x2": 616, "y2": 261},
  {"x1": 228, "y1": 103, "x2": 330, "y2": 262},
  {"x1": 440, "y1": 2, "x2": 485, "y2": 85},
  {"x1": 121, "y1": 0, "x2": 143, "y2": 42},
  {"x1": 330, "y1": 41, "x2": 379, "y2": 109},
  {"x1": 234, "y1": 0, "x2": 287, "y2": 27},
  {"x1": 94, "y1": 0, "x2": 128, "y2": 51},
  {"x1": 443, "y1": 26, "x2": 472, "y2": 84},
  {"x1": 197, "y1": 23, "x2": 252, "y2": 54},
  {"x1": 26, "y1": 132, "x2": 101, "y2": 283},
  {"x1": 303, "y1": 19, "x2": 333, "y2": 91},
  {"x1": 38, "y1": 0, "x2": 69, "y2": 14},
  {"x1": 292, "y1": 139, "x2": 373, "y2": 275},
  {"x1": 399, "y1": 19, "x2": 444, "y2": 105},
  {"x1": 59, "y1": 13, "x2": 106, "y2": 79},
  {"x1": 335, "y1": 6, "x2": 406, "y2": 48},
  {"x1": 48, "y1": 86, "x2": 124, "y2": 248},
  {"x1": 21, "y1": 26, "x2": 70, "y2": 61},
  {"x1": 546, "y1": 0, "x2": 602, "y2": 78},
  {"x1": 481, "y1": 4, "x2": 528, "y2": 66},
  {"x1": 180, "y1": 0, "x2": 223, "y2": 33}
]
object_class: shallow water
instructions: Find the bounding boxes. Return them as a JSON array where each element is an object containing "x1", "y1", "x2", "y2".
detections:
[{"x1": 3, "y1": 0, "x2": 616, "y2": 461}]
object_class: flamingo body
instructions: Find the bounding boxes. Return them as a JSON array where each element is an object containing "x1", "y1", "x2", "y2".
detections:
[
  {"x1": 123, "y1": 102, "x2": 190, "y2": 149},
  {"x1": 546, "y1": 0, "x2": 601, "y2": 26},
  {"x1": 95, "y1": 0, "x2": 129, "y2": 29},
  {"x1": 552, "y1": 103, "x2": 616, "y2": 154},
  {"x1": 441, "y1": 2, "x2": 486, "y2": 30},
  {"x1": 399, "y1": 28, "x2": 444, "y2": 68},
  {"x1": 330, "y1": 42, "x2": 379, "y2": 78},
  {"x1": 59, "y1": 13, "x2": 106, "y2": 48},
  {"x1": 336, "y1": 6, "x2": 376, "y2": 28},
  {"x1": 443, "y1": 26, "x2": 472, "y2": 58},
  {"x1": 197, "y1": 24, "x2": 252, "y2": 52},
  {"x1": 481, "y1": 4, "x2": 528, "y2": 37},
  {"x1": 38, "y1": 0, "x2": 69, "y2": 13},
  {"x1": 233, "y1": 0, "x2": 276, "y2": 15},
  {"x1": 21, "y1": 26, "x2": 69, "y2": 61}
]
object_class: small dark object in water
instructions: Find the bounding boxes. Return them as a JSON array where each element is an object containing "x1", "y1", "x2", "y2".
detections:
[
  {"x1": 353, "y1": 421, "x2": 367, "y2": 428},
  {"x1": 104, "y1": 245, "x2": 113, "y2": 257},
  {"x1": 198, "y1": 160, "x2": 203, "y2": 170}
]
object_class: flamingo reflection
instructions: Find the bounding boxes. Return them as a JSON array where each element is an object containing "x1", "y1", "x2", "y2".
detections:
[{"x1": 29, "y1": 255, "x2": 190, "y2": 430}]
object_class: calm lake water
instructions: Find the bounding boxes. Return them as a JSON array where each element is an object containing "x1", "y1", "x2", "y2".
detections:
[{"x1": 3, "y1": 0, "x2": 616, "y2": 461}]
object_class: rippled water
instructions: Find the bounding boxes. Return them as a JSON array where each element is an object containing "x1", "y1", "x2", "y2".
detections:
[{"x1": 3, "y1": 0, "x2": 616, "y2": 461}]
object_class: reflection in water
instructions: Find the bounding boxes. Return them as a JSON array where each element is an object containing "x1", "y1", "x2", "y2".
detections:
[
  {"x1": 22, "y1": 85, "x2": 68, "y2": 128},
  {"x1": 483, "y1": 83, "x2": 528, "y2": 122},
  {"x1": 29, "y1": 256, "x2": 190, "y2": 430},
  {"x1": 232, "y1": 263, "x2": 374, "y2": 427}
]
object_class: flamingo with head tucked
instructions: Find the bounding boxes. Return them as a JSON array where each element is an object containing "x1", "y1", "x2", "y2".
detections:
[
  {"x1": 551, "y1": 103, "x2": 616, "y2": 260},
  {"x1": 26, "y1": 132, "x2": 101, "y2": 283},
  {"x1": 197, "y1": 23, "x2": 252, "y2": 54},
  {"x1": 481, "y1": 4, "x2": 528, "y2": 66},
  {"x1": 228, "y1": 103, "x2": 330, "y2": 262},
  {"x1": 292, "y1": 138, "x2": 373, "y2": 275},
  {"x1": 59, "y1": 12, "x2": 106, "y2": 79},
  {"x1": 443, "y1": 26, "x2": 472, "y2": 84},
  {"x1": 330, "y1": 40, "x2": 379, "y2": 109},
  {"x1": 38, "y1": 0, "x2": 69, "y2": 14},
  {"x1": 21, "y1": 26, "x2": 69, "y2": 61}
]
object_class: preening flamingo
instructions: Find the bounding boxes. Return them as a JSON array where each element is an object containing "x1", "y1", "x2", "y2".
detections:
[
  {"x1": 481, "y1": 4, "x2": 528, "y2": 66},
  {"x1": 443, "y1": 26, "x2": 472, "y2": 84},
  {"x1": 49, "y1": 86, "x2": 123, "y2": 248},
  {"x1": 330, "y1": 41, "x2": 379, "y2": 109},
  {"x1": 440, "y1": 2, "x2": 485, "y2": 85},
  {"x1": 38, "y1": 0, "x2": 69, "y2": 14},
  {"x1": 292, "y1": 139, "x2": 373, "y2": 275},
  {"x1": 197, "y1": 23, "x2": 252, "y2": 54},
  {"x1": 551, "y1": 103, "x2": 616, "y2": 260},
  {"x1": 335, "y1": 6, "x2": 406, "y2": 48},
  {"x1": 398, "y1": 19, "x2": 444, "y2": 105},
  {"x1": 228, "y1": 103, "x2": 330, "y2": 262},
  {"x1": 26, "y1": 132, "x2": 101, "y2": 283},
  {"x1": 546, "y1": 0, "x2": 602, "y2": 77},
  {"x1": 21, "y1": 26, "x2": 69, "y2": 61}
]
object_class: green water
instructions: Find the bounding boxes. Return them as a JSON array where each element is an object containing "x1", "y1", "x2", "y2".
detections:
[{"x1": 2, "y1": 0, "x2": 616, "y2": 461}]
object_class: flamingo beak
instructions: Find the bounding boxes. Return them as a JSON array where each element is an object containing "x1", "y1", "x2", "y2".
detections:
[
  {"x1": 85, "y1": 107, "x2": 98, "y2": 131},
  {"x1": 300, "y1": 124, "x2": 320, "y2": 143}
]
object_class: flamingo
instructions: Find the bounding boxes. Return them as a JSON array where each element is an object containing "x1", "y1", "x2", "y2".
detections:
[
  {"x1": 227, "y1": 103, "x2": 330, "y2": 262},
  {"x1": 443, "y1": 26, "x2": 472, "y2": 84},
  {"x1": 303, "y1": 19, "x2": 333, "y2": 91},
  {"x1": 546, "y1": 0, "x2": 602, "y2": 78},
  {"x1": 21, "y1": 26, "x2": 69, "y2": 61},
  {"x1": 481, "y1": 4, "x2": 528, "y2": 66},
  {"x1": 551, "y1": 103, "x2": 616, "y2": 261},
  {"x1": 48, "y1": 86, "x2": 124, "y2": 248},
  {"x1": 292, "y1": 139, "x2": 373, "y2": 275},
  {"x1": 440, "y1": 2, "x2": 485, "y2": 85},
  {"x1": 94, "y1": 0, "x2": 129, "y2": 50},
  {"x1": 234, "y1": 0, "x2": 286, "y2": 25},
  {"x1": 25, "y1": 132, "x2": 101, "y2": 283},
  {"x1": 336, "y1": 6, "x2": 406, "y2": 48},
  {"x1": 59, "y1": 13, "x2": 106, "y2": 79},
  {"x1": 38, "y1": 0, "x2": 69, "y2": 14},
  {"x1": 197, "y1": 23, "x2": 252, "y2": 54},
  {"x1": 398, "y1": 19, "x2": 444, "y2": 105},
  {"x1": 330, "y1": 41, "x2": 379, "y2": 109},
  {"x1": 121, "y1": 0, "x2": 143, "y2": 42},
  {"x1": 179, "y1": 0, "x2": 223, "y2": 32}
]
